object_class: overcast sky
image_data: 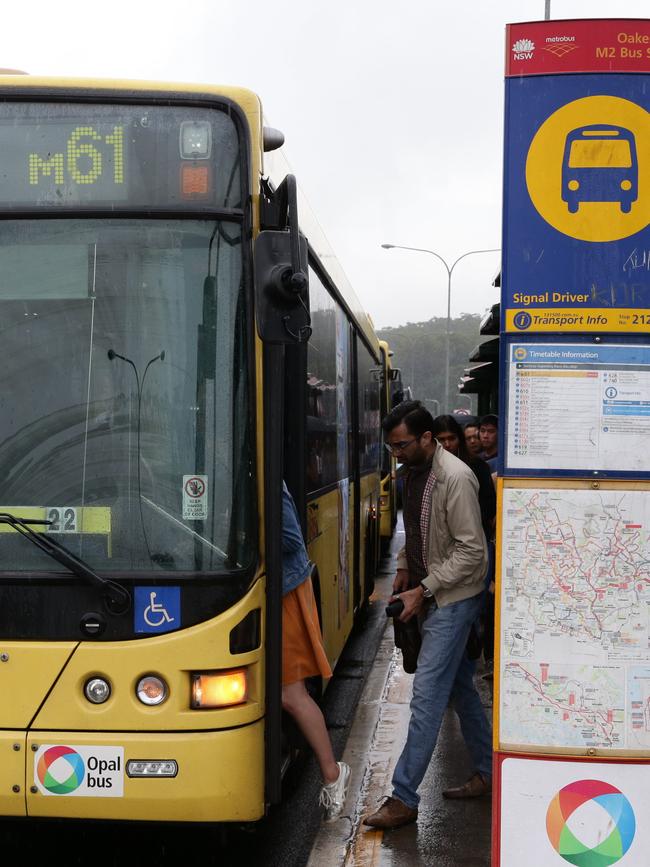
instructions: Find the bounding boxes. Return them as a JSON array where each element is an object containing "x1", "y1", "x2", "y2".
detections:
[{"x1": 4, "y1": 0, "x2": 650, "y2": 328}]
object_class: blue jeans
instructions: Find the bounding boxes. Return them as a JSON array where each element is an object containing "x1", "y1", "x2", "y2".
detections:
[{"x1": 392, "y1": 593, "x2": 493, "y2": 810}]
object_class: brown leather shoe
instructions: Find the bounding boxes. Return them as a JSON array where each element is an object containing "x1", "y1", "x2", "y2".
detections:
[
  {"x1": 363, "y1": 796, "x2": 418, "y2": 829},
  {"x1": 442, "y1": 772, "x2": 492, "y2": 799}
]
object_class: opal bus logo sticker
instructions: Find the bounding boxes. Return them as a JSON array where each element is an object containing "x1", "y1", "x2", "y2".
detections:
[
  {"x1": 546, "y1": 779, "x2": 636, "y2": 866},
  {"x1": 34, "y1": 745, "x2": 124, "y2": 797},
  {"x1": 37, "y1": 746, "x2": 85, "y2": 794},
  {"x1": 513, "y1": 38, "x2": 535, "y2": 60}
]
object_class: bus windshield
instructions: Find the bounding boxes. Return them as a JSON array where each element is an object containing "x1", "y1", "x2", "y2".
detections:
[
  {"x1": 0, "y1": 218, "x2": 254, "y2": 575},
  {"x1": 568, "y1": 139, "x2": 632, "y2": 168}
]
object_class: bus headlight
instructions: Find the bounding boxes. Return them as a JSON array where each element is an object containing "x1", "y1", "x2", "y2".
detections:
[
  {"x1": 621, "y1": 179, "x2": 632, "y2": 191},
  {"x1": 191, "y1": 669, "x2": 247, "y2": 709},
  {"x1": 136, "y1": 675, "x2": 168, "y2": 706},
  {"x1": 84, "y1": 677, "x2": 111, "y2": 704},
  {"x1": 568, "y1": 179, "x2": 579, "y2": 191}
]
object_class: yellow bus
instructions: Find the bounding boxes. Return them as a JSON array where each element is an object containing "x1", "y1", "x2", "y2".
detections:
[
  {"x1": 0, "y1": 75, "x2": 386, "y2": 823},
  {"x1": 378, "y1": 340, "x2": 407, "y2": 553}
]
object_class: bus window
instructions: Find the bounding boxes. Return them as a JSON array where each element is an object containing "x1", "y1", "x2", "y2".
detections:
[{"x1": 568, "y1": 138, "x2": 631, "y2": 168}]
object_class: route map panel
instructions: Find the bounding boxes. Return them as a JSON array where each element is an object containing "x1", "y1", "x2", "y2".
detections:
[{"x1": 499, "y1": 484, "x2": 650, "y2": 752}]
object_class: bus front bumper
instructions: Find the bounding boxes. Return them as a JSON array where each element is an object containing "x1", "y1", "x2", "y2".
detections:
[{"x1": 14, "y1": 722, "x2": 265, "y2": 822}]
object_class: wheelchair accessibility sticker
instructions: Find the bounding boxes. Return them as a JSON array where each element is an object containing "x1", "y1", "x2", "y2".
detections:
[{"x1": 134, "y1": 587, "x2": 180, "y2": 634}]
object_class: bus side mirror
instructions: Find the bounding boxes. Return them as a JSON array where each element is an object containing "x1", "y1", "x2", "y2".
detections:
[
  {"x1": 254, "y1": 230, "x2": 310, "y2": 343},
  {"x1": 255, "y1": 174, "x2": 310, "y2": 344}
]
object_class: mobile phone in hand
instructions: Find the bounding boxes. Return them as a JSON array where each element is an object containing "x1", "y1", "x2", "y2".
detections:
[{"x1": 385, "y1": 598, "x2": 405, "y2": 617}]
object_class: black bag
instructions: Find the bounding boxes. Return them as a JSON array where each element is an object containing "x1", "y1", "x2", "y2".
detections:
[
  {"x1": 465, "y1": 620, "x2": 484, "y2": 661},
  {"x1": 393, "y1": 617, "x2": 421, "y2": 674}
]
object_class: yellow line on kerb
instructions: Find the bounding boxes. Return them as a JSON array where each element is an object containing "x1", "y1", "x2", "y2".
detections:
[{"x1": 348, "y1": 826, "x2": 385, "y2": 866}]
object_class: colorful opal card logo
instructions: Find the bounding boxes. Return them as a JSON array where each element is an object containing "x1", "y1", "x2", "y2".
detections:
[
  {"x1": 546, "y1": 779, "x2": 636, "y2": 866},
  {"x1": 36, "y1": 746, "x2": 85, "y2": 794},
  {"x1": 34, "y1": 745, "x2": 124, "y2": 797}
]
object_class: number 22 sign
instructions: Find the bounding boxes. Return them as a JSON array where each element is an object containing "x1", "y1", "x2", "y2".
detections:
[{"x1": 46, "y1": 506, "x2": 78, "y2": 533}]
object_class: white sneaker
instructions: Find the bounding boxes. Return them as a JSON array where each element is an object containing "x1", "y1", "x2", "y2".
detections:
[{"x1": 319, "y1": 761, "x2": 351, "y2": 822}]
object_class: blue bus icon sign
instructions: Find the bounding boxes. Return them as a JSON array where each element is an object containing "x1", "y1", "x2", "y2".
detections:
[{"x1": 562, "y1": 124, "x2": 638, "y2": 214}]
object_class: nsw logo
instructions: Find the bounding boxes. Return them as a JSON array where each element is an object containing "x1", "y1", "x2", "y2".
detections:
[{"x1": 512, "y1": 38, "x2": 535, "y2": 61}]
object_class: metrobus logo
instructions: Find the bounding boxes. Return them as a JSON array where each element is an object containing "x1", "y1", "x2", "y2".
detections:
[
  {"x1": 546, "y1": 779, "x2": 636, "y2": 866},
  {"x1": 36, "y1": 745, "x2": 85, "y2": 794}
]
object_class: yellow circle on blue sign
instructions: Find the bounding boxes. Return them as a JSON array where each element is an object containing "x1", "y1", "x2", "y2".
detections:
[{"x1": 526, "y1": 95, "x2": 650, "y2": 242}]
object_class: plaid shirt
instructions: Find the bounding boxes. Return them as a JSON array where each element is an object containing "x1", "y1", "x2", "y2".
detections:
[{"x1": 402, "y1": 459, "x2": 436, "y2": 584}]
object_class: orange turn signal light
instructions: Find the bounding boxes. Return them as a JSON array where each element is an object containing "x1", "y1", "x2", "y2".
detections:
[
  {"x1": 191, "y1": 669, "x2": 247, "y2": 709},
  {"x1": 180, "y1": 164, "x2": 210, "y2": 199}
]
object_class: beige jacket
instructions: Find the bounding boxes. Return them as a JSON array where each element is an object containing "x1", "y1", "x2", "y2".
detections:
[{"x1": 397, "y1": 440, "x2": 488, "y2": 607}]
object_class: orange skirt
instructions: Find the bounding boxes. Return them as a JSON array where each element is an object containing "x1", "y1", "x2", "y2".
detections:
[{"x1": 282, "y1": 577, "x2": 333, "y2": 686}]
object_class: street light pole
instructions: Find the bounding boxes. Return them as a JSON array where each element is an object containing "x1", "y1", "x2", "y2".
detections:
[
  {"x1": 381, "y1": 243, "x2": 500, "y2": 413},
  {"x1": 425, "y1": 398, "x2": 440, "y2": 416}
]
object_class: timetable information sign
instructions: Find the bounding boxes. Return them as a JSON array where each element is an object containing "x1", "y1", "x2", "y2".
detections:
[
  {"x1": 507, "y1": 342, "x2": 650, "y2": 474},
  {"x1": 499, "y1": 484, "x2": 650, "y2": 752}
]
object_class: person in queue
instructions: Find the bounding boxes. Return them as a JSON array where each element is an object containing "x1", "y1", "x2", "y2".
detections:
[
  {"x1": 280, "y1": 481, "x2": 351, "y2": 821},
  {"x1": 463, "y1": 422, "x2": 482, "y2": 458},
  {"x1": 363, "y1": 401, "x2": 492, "y2": 831},
  {"x1": 433, "y1": 414, "x2": 497, "y2": 673},
  {"x1": 432, "y1": 415, "x2": 495, "y2": 541},
  {"x1": 478, "y1": 413, "x2": 498, "y2": 472},
  {"x1": 477, "y1": 412, "x2": 499, "y2": 673}
]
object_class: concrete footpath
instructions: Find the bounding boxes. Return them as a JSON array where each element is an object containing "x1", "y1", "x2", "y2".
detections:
[{"x1": 308, "y1": 527, "x2": 493, "y2": 867}]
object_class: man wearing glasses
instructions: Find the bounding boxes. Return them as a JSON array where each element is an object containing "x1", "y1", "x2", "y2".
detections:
[{"x1": 364, "y1": 401, "x2": 492, "y2": 830}]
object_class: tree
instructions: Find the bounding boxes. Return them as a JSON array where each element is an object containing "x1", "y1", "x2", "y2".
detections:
[{"x1": 378, "y1": 314, "x2": 483, "y2": 414}]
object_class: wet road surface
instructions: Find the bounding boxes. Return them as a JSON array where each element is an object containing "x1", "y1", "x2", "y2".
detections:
[{"x1": 309, "y1": 524, "x2": 493, "y2": 867}]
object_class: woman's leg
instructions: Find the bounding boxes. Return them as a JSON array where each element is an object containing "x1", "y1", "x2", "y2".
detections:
[{"x1": 282, "y1": 680, "x2": 339, "y2": 784}]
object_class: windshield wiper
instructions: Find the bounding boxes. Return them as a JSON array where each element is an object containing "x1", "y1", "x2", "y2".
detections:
[{"x1": 0, "y1": 512, "x2": 131, "y2": 615}]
